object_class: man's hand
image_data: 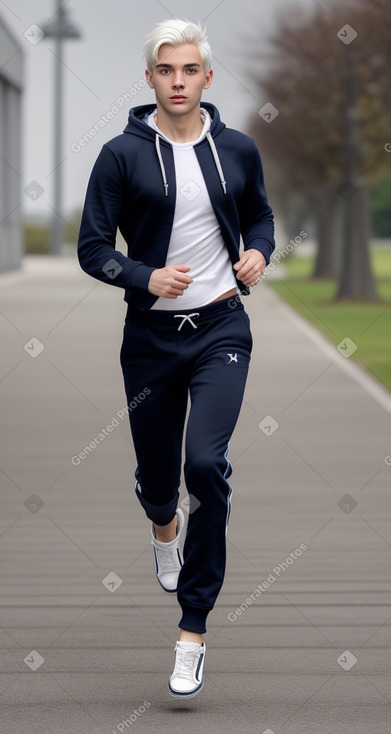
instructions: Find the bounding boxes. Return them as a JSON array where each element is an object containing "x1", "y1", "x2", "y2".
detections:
[
  {"x1": 148, "y1": 264, "x2": 193, "y2": 298},
  {"x1": 233, "y1": 249, "x2": 266, "y2": 287}
]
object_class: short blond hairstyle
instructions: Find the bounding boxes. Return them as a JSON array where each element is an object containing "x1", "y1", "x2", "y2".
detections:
[{"x1": 143, "y1": 18, "x2": 212, "y2": 72}]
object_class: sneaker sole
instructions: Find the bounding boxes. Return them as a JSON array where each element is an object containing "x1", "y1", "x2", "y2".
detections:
[{"x1": 168, "y1": 679, "x2": 204, "y2": 698}]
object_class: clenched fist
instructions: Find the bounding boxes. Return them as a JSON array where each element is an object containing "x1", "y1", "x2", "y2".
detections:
[
  {"x1": 148, "y1": 264, "x2": 193, "y2": 299},
  {"x1": 233, "y1": 249, "x2": 266, "y2": 287}
]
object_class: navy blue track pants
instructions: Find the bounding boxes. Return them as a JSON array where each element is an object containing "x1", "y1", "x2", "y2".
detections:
[{"x1": 120, "y1": 296, "x2": 253, "y2": 634}]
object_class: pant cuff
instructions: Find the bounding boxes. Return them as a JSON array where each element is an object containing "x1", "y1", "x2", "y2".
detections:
[
  {"x1": 134, "y1": 483, "x2": 179, "y2": 526},
  {"x1": 178, "y1": 603, "x2": 211, "y2": 634}
]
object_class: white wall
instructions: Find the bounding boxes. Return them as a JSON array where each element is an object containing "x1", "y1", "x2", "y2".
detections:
[{"x1": 0, "y1": 15, "x2": 23, "y2": 273}]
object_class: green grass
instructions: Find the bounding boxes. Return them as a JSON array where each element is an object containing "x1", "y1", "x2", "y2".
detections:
[{"x1": 268, "y1": 249, "x2": 391, "y2": 392}]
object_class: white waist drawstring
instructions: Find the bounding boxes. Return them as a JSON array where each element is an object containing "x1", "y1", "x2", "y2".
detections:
[{"x1": 174, "y1": 313, "x2": 200, "y2": 331}]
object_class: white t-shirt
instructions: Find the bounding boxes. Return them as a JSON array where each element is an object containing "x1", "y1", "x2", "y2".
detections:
[{"x1": 147, "y1": 108, "x2": 238, "y2": 310}]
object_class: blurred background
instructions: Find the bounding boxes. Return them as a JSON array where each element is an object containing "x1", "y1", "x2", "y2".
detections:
[
  {"x1": 1, "y1": 0, "x2": 391, "y2": 387},
  {"x1": 1, "y1": 5, "x2": 391, "y2": 731}
]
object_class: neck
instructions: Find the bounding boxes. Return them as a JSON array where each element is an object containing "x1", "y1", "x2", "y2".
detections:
[{"x1": 154, "y1": 105, "x2": 204, "y2": 143}]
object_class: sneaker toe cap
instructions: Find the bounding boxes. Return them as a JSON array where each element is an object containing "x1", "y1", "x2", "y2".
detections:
[
  {"x1": 159, "y1": 572, "x2": 178, "y2": 591},
  {"x1": 169, "y1": 676, "x2": 201, "y2": 694}
]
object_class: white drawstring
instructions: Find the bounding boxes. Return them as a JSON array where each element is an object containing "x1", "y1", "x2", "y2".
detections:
[
  {"x1": 155, "y1": 135, "x2": 169, "y2": 196},
  {"x1": 174, "y1": 313, "x2": 200, "y2": 331},
  {"x1": 154, "y1": 129, "x2": 227, "y2": 197},
  {"x1": 206, "y1": 132, "x2": 227, "y2": 194}
]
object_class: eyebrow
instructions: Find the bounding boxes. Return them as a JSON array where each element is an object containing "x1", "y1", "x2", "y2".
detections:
[{"x1": 155, "y1": 63, "x2": 201, "y2": 69}]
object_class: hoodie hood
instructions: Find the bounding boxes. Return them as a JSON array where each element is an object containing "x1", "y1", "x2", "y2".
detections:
[
  {"x1": 123, "y1": 102, "x2": 226, "y2": 141},
  {"x1": 123, "y1": 103, "x2": 228, "y2": 198}
]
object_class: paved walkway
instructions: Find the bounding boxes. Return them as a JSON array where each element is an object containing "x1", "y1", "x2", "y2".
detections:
[{"x1": 0, "y1": 256, "x2": 390, "y2": 734}]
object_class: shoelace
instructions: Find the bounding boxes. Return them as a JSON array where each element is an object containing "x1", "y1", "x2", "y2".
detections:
[
  {"x1": 154, "y1": 543, "x2": 180, "y2": 572},
  {"x1": 173, "y1": 313, "x2": 200, "y2": 331},
  {"x1": 173, "y1": 644, "x2": 200, "y2": 680}
]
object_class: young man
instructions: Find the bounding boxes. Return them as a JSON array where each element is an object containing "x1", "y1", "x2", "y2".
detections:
[{"x1": 78, "y1": 18, "x2": 274, "y2": 699}]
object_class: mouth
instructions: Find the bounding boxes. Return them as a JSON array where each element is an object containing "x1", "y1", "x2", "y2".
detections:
[{"x1": 170, "y1": 95, "x2": 187, "y2": 101}]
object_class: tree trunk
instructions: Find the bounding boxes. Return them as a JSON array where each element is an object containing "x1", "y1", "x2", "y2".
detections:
[
  {"x1": 335, "y1": 49, "x2": 378, "y2": 301},
  {"x1": 335, "y1": 180, "x2": 378, "y2": 300}
]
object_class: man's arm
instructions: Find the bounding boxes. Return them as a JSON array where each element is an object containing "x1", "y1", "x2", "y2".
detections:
[
  {"x1": 77, "y1": 145, "x2": 155, "y2": 291},
  {"x1": 238, "y1": 144, "x2": 275, "y2": 257},
  {"x1": 233, "y1": 142, "x2": 275, "y2": 287},
  {"x1": 78, "y1": 145, "x2": 195, "y2": 300}
]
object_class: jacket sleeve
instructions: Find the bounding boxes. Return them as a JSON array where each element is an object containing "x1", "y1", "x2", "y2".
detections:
[
  {"x1": 238, "y1": 143, "x2": 275, "y2": 265},
  {"x1": 77, "y1": 145, "x2": 155, "y2": 291}
]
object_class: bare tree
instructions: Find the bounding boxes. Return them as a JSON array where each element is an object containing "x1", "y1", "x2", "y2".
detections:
[{"x1": 248, "y1": 0, "x2": 391, "y2": 299}]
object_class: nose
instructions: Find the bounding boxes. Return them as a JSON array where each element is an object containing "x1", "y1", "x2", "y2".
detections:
[{"x1": 172, "y1": 72, "x2": 184, "y2": 89}]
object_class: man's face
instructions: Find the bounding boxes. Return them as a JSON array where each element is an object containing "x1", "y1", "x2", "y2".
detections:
[{"x1": 145, "y1": 43, "x2": 213, "y2": 117}]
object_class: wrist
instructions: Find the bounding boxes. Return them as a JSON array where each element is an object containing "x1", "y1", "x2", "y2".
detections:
[{"x1": 130, "y1": 263, "x2": 156, "y2": 292}]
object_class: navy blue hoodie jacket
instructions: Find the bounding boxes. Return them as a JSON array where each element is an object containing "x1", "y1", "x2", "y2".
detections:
[{"x1": 77, "y1": 102, "x2": 275, "y2": 311}]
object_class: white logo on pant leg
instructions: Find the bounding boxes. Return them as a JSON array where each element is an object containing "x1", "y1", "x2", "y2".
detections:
[{"x1": 227, "y1": 353, "x2": 238, "y2": 364}]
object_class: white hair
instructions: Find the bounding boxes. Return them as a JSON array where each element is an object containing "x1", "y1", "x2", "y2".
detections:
[{"x1": 143, "y1": 18, "x2": 212, "y2": 72}]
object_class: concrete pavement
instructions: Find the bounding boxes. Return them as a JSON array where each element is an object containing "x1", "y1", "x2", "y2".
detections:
[{"x1": 0, "y1": 256, "x2": 390, "y2": 734}]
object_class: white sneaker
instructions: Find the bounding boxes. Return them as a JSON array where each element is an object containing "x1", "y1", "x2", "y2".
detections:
[
  {"x1": 151, "y1": 508, "x2": 185, "y2": 593},
  {"x1": 169, "y1": 640, "x2": 206, "y2": 698}
]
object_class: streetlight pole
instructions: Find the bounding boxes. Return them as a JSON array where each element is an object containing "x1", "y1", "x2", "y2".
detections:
[{"x1": 42, "y1": 0, "x2": 81, "y2": 256}]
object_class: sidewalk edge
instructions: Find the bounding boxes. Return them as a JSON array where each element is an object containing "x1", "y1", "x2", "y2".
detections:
[{"x1": 265, "y1": 285, "x2": 391, "y2": 416}]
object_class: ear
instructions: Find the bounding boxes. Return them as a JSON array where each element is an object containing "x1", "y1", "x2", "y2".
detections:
[
  {"x1": 145, "y1": 68, "x2": 154, "y2": 89},
  {"x1": 203, "y1": 68, "x2": 213, "y2": 90}
]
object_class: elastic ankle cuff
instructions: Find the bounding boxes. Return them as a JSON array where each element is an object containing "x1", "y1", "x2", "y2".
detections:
[
  {"x1": 135, "y1": 484, "x2": 179, "y2": 526},
  {"x1": 178, "y1": 603, "x2": 211, "y2": 634}
]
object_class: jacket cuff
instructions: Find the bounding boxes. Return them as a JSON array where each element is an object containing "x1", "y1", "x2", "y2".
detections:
[
  {"x1": 129, "y1": 263, "x2": 156, "y2": 291},
  {"x1": 245, "y1": 240, "x2": 274, "y2": 266}
]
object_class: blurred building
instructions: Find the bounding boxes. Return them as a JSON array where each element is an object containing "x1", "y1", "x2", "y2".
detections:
[{"x1": 0, "y1": 14, "x2": 23, "y2": 272}]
